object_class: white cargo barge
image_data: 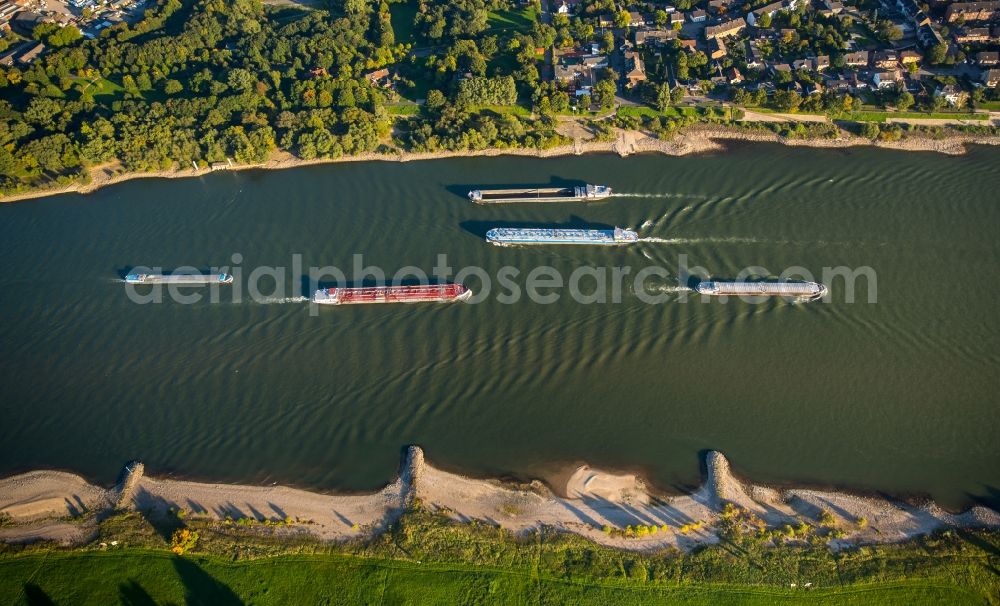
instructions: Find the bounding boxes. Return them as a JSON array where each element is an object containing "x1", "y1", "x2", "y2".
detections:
[
  {"x1": 125, "y1": 272, "x2": 233, "y2": 285},
  {"x1": 469, "y1": 184, "x2": 612, "y2": 203},
  {"x1": 695, "y1": 280, "x2": 827, "y2": 301},
  {"x1": 486, "y1": 227, "x2": 638, "y2": 246}
]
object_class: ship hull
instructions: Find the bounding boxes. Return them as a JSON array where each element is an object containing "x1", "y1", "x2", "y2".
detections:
[
  {"x1": 486, "y1": 227, "x2": 638, "y2": 247},
  {"x1": 695, "y1": 281, "x2": 827, "y2": 301},
  {"x1": 469, "y1": 184, "x2": 612, "y2": 204},
  {"x1": 312, "y1": 285, "x2": 471, "y2": 305},
  {"x1": 125, "y1": 273, "x2": 233, "y2": 285}
]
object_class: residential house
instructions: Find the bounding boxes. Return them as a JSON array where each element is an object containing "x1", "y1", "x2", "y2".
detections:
[
  {"x1": 844, "y1": 50, "x2": 870, "y2": 67},
  {"x1": 678, "y1": 38, "x2": 699, "y2": 52},
  {"x1": 945, "y1": 1, "x2": 1000, "y2": 22},
  {"x1": 976, "y1": 51, "x2": 999, "y2": 66},
  {"x1": 873, "y1": 70, "x2": 902, "y2": 89},
  {"x1": 364, "y1": 68, "x2": 391, "y2": 87},
  {"x1": 669, "y1": 12, "x2": 685, "y2": 26},
  {"x1": 746, "y1": 42, "x2": 764, "y2": 68},
  {"x1": 982, "y1": 68, "x2": 1000, "y2": 87},
  {"x1": 953, "y1": 27, "x2": 991, "y2": 43},
  {"x1": 813, "y1": 55, "x2": 830, "y2": 71},
  {"x1": 899, "y1": 50, "x2": 921, "y2": 65},
  {"x1": 725, "y1": 66, "x2": 743, "y2": 84},
  {"x1": 934, "y1": 84, "x2": 967, "y2": 106},
  {"x1": 792, "y1": 58, "x2": 811, "y2": 71},
  {"x1": 820, "y1": 0, "x2": 844, "y2": 15},
  {"x1": 916, "y1": 24, "x2": 943, "y2": 47},
  {"x1": 708, "y1": 0, "x2": 731, "y2": 14},
  {"x1": 623, "y1": 50, "x2": 647, "y2": 88},
  {"x1": 747, "y1": 1, "x2": 783, "y2": 26},
  {"x1": 824, "y1": 76, "x2": 855, "y2": 93},
  {"x1": 15, "y1": 41, "x2": 43, "y2": 64},
  {"x1": 710, "y1": 37, "x2": 728, "y2": 59},
  {"x1": 770, "y1": 63, "x2": 792, "y2": 77},
  {"x1": 628, "y1": 11, "x2": 645, "y2": 27},
  {"x1": 688, "y1": 9, "x2": 707, "y2": 22},
  {"x1": 635, "y1": 28, "x2": 676, "y2": 46},
  {"x1": 873, "y1": 50, "x2": 899, "y2": 69},
  {"x1": 704, "y1": 17, "x2": 746, "y2": 40}
]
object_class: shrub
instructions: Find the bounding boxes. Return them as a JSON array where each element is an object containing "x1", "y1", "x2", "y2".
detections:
[{"x1": 170, "y1": 528, "x2": 199, "y2": 555}]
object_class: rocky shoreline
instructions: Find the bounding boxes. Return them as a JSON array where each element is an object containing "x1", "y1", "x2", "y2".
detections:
[
  {"x1": 2, "y1": 126, "x2": 999, "y2": 205},
  {"x1": 1, "y1": 447, "x2": 997, "y2": 552}
]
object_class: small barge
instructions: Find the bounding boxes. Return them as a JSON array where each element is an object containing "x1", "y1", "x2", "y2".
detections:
[
  {"x1": 469, "y1": 184, "x2": 612, "y2": 204},
  {"x1": 695, "y1": 280, "x2": 827, "y2": 301},
  {"x1": 125, "y1": 272, "x2": 233, "y2": 285},
  {"x1": 312, "y1": 284, "x2": 471, "y2": 305},
  {"x1": 486, "y1": 227, "x2": 638, "y2": 246}
]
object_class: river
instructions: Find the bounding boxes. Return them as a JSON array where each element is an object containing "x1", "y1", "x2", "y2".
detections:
[{"x1": 1, "y1": 144, "x2": 997, "y2": 509}]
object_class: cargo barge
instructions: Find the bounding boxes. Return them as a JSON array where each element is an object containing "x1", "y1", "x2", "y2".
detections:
[
  {"x1": 486, "y1": 227, "x2": 638, "y2": 246},
  {"x1": 695, "y1": 280, "x2": 827, "y2": 301},
  {"x1": 125, "y1": 272, "x2": 233, "y2": 285},
  {"x1": 312, "y1": 284, "x2": 471, "y2": 305},
  {"x1": 469, "y1": 184, "x2": 612, "y2": 203}
]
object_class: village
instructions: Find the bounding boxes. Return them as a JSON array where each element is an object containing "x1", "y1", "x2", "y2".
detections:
[
  {"x1": 0, "y1": 0, "x2": 147, "y2": 67},
  {"x1": 543, "y1": 0, "x2": 999, "y2": 114}
]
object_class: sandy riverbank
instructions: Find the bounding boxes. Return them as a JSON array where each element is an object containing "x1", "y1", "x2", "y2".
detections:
[
  {"x1": 3, "y1": 125, "x2": 999, "y2": 205},
  {"x1": 1, "y1": 448, "x2": 997, "y2": 552}
]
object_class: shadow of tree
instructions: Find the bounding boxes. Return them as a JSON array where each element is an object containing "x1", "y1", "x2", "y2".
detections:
[
  {"x1": 172, "y1": 557, "x2": 244, "y2": 606},
  {"x1": 22, "y1": 583, "x2": 56, "y2": 606},
  {"x1": 118, "y1": 580, "x2": 157, "y2": 606}
]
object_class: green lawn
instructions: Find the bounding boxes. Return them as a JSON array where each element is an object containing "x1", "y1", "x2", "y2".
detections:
[
  {"x1": 0, "y1": 550, "x2": 989, "y2": 606},
  {"x1": 389, "y1": 0, "x2": 419, "y2": 45},
  {"x1": 617, "y1": 106, "x2": 699, "y2": 119},
  {"x1": 978, "y1": 101, "x2": 1000, "y2": 111},
  {"x1": 485, "y1": 5, "x2": 539, "y2": 33},
  {"x1": 67, "y1": 76, "x2": 125, "y2": 100},
  {"x1": 846, "y1": 110, "x2": 989, "y2": 122},
  {"x1": 386, "y1": 103, "x2": 421, "y2": 115}
]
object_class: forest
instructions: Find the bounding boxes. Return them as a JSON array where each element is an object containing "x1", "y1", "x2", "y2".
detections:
[{"x1": 0, "y1": 0, "x2": 565, "y2": 195}]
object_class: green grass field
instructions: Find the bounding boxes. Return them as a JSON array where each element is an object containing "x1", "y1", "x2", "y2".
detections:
[
  {"x1": 617, "y1": 106, "x2": 699, "y2": 119},
  {"x1": 486, "y1": 6, "x2": 539, "y2": 33},
  {"x1": 1, "y1": 509, "x2": 997, "y2": 605},
  {"x1": 847, "y1": 111, "x2": 989, "y2": 122},
  {"x1": 0, "y1": 550, "x2": 990, "y2": 606},
  {"x1": 389, "y1": 0, "x2": 419, "y2": 46}
]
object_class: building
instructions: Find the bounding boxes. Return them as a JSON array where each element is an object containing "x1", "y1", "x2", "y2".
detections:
[
  {"x1": 945, "y1": 1, "x2": 1000, "y2": 22},
  {"x1": 873, "y1": 50, "x2": 899, "y2": 69},
  {"x1": 917, "y1": 23, "x2": 943, "y2": 47},
  {"x1": 709, "y1": 37, "x2": 728, "y2": 59},
  {"x1": 704, "y1": 17, "x2": 746, "y2": 40},
  {"x1": 873, "y1": 70, "x2": 902, "y2": 89},
  {"x1": 953, "y1": 27, "x2": 991, "y2": 43},
  {"x1": 364, "y1": 68, "x2": 391, "y2": 87},
  {"x1": 16, "y1": 41, "x2": 43, "y2": 64},
  {"x1": 844, "y1": 50, "x2": 870, "y2": 67},
  {"x1": 688, "y1": 9, "x2": 707, "y2": 22},
  {"x1": 10, "y1": 11, "x2": 46, "y2": 36},
  {"x1": 976, "y1": 51, "x2": 1000, "y2": 66},
  {"x1": 635, "y1": 27, "x2": 676, "y2": 46},
  {"x1": 725, "y1": 66, "x2": 743, "y2": 84},
  {"x1": 983, "y1": 68, "x2": 1000, "y2": 87},
  {"x1": 628, "y1": 11, "x2": 645, "y2": 27},
  {"x1": 934, "y1": 84, "x2": 967, "y2": 106},
  {"x1": 747, "y1": 0, "x2": 785, "y2": 26},
  {"x1": 669, "y1": 12, "x2": 685, "y2": 26},
  {"x1": 623, "y1": 50, "x2": 646, "y2": 88}
]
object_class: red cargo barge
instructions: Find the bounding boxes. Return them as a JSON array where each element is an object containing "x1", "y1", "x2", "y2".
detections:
[{"x1": 312, "y1": 284, "x2": 471, "y2": 305}]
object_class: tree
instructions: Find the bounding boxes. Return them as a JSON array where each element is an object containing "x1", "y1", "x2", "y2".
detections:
[
  {"x1": 861, "y1": 121, "x2": 880, "y2": 139},
  {"x1": 655, "y1": 83, "x2": 671, "y2": 112},
  {"x1": 163, "y1": 79, "x2": 183, "y2": 95},
  {"x1": 759, "y1": 13, "x2": 773, "y2": 28},
  {"x1": 927, "y1": 43, "x2": 947, "y2": 65},
  {"x1": 425, "y1": 89, "x2": 446, "y2": 109},
  {"x1": 896, "y1": 90, "x2": 914, "y2": 111}
]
